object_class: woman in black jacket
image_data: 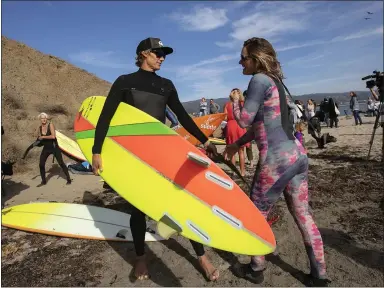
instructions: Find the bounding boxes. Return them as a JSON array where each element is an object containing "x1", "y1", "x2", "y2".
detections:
[{"x1": 328, "y1": 98, "x2": 339, "y2": 128}]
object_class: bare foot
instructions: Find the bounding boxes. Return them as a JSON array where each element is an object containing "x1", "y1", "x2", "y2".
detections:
[
  {"x1": 134, "y1": 255, "x2": 149, "y2": 280},
  {"x1": 198, "y1": 255, "x2": 219, "y2": 281}
]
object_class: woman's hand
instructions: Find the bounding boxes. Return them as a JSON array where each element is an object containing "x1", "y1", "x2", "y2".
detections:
[
  {"x1": 223, "y1": 143, "x2": 240, "y2": 161},
  {"x1": 92, "y1": 154, "x2": 103, "y2": 176}
]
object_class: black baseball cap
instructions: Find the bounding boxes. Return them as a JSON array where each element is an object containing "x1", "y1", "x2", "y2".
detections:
[{"x1": 136, "y1": 37, "x2": 173, "y2": 55}]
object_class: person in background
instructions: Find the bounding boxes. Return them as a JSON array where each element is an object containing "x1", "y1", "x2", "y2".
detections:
[
  {"x1": 306, "y1": 99, "x2": 315, "y2": 119},
  {"x1": 224, "y1": 88, "x2": 250, "y2": 177},
  {"x1": 328, "y1": 98, "x2": 339, "y2": 128},
  {"x1": 311, "y1": 99, "x2": 317, "y2": 111},
  {"x1": 294, "y1": 100, "x2": 304, "y2": 122},
  {"x1": 366, "y1": 97, "x2": 375, "y2": 117},
  {"x1": 199, "y1": 97, "x2": 208, "y2": 116},
  {"x1": 36, "y1": 112, "x2": 71, "y2": 186},
  {"x1": 209, "y1": 99, "x2": 220, "y2": 114},
  {"x1": 349, "y1": 91, "x2": 363, "y2": 125},
  {"x1": 294, "y1": 122, "x2": 306, "y2": 148},
  {"x1": 320, "y1": 98, "x2": 330, "y2": 127}
]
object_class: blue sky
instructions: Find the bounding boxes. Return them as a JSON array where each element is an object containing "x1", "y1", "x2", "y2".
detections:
[{"x1": 2, "y1": 1, "x2": 383, "y2": 101}]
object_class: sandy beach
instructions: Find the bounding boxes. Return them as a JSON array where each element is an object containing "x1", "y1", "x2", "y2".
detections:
[{"x1": 1, "y1": 115, "x2": 383, "y2": 287}]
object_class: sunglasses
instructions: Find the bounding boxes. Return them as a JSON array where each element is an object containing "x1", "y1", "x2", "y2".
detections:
[
  {"x1": 240, "y1": 54, "x2": 252, "y2": 61},
  {"x1": 151, "y1": 49, "x2": 166, "y2": 59}
]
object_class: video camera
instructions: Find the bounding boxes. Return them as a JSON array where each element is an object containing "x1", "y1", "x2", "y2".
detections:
[{"x1": 362, "y1": 70, "x2": 383, "y2": 91}]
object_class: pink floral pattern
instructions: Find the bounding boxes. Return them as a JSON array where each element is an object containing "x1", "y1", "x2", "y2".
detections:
[{"x1": 235, "y1": 75, "x2": 327, "y2": 278}]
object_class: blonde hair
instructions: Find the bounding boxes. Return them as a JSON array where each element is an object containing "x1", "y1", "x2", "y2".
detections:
[
  {"x1": 243, "y1": 37, "x2": 284, "y2": 80},
  {"x1": 295, "y1": 122, "x2": 306, "y2": 132},
  {"x1": 38, "y1": 112, "x2": 49, "y2": 119},
  {"x1": 230, "y1": 88, "x2": 245, "y2": 102},
  {"x1": 307, "y1": 99, "x2": 313, "y2": 105}
]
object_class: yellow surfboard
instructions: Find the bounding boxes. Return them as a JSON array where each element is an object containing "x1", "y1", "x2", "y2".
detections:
[
  {"x1": 74, "y1": 96, "x2": 275, "y2": 255},
  {"x1": 209, "y1": 137, "x2": 226, "y2": 145},
  {"x1": 56, "y1": 130, "x2": 86, "y2": 162}
]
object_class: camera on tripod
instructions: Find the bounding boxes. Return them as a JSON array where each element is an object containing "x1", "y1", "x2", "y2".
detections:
[
  {"x1": 362, "y1": 70, "x2": 383, "y2": 90},
  {"x1": 362, "y1": 70, "x2": 384, "y2": 162}
]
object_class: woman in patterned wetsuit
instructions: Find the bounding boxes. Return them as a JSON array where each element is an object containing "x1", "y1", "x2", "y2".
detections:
[{"x1": 224, "y1": 37, "x2": 329, "y2": 287}]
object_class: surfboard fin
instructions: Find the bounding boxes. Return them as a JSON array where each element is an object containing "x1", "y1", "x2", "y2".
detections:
[
  {"x1": 156, "y1": 214, "x2": 182, "y2": 240},
  {"x1": 187, "y1": 152, "x2": 211, "y2": 167},
  {"x1": 116, "y1": 229, "x2": 128, "y2": 239}
]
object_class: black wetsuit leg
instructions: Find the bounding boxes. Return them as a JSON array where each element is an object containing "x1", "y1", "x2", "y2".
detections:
[
  {"x1": 130, "y1": 206, "x2": 205, "y2": 257},
  {"x1": 53, "y1": 147, "x2": 71, "y2": 181},
  {"x1": 130, "y1": 207, "x2": 147, "y2": 257},
  {"x1": 39, "y1": 147, "x2": 53, "y2": 183}
]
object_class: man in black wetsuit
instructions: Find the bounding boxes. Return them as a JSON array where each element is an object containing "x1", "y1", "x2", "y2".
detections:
[{"x1": 91, "y1": 37, "x2": 219, "y2": 281}]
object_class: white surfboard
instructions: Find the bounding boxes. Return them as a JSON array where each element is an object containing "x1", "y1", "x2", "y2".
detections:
[{"x1": 1, "y1": 202, "x2": 164, "y2": 242}]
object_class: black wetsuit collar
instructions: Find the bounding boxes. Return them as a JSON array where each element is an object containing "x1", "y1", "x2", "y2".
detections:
[{"x1": 138, "y1": 68, "x2": 157, "y2": 75}]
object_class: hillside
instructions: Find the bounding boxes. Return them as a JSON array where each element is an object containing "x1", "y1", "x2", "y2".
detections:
[{"x1": 1, "y1": 36, "x2": 112, "y2": 171}]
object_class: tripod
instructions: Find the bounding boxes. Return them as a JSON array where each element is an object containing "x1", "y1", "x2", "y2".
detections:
[{"x1": 367, "y1": 88, "x2": 384, "y2": 162}]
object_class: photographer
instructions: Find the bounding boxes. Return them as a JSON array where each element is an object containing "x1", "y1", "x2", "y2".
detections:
[{"x1": 370, "y1": 87, "x2": 380, "y2": 101}]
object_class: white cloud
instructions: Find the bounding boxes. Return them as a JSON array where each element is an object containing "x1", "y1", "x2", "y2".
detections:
[
  {"x1": 190, "y1": 53, "x2": 238, "y2": 68},
  {"x1": 285, "y1": 53, "x2": 327, "y2": 67},
  {"x1": 230, "y1": 1, "x2": 250, "y2": 8},
  {"x1": 331, "y1": 26, "x2": 384, "y2": 41},
  {"x1": 230, "y1": 14, "x2": 305, "y2": 41},
  {"x1": 215, "y1": 1, "x2": 313, "y2": 49},
  {"x1": 276, "y1": 26, "x2": 383, "y2": 52},
  {"x1": 215, "y1": 41, "x2": 238, "y2": 49},
  {"x1": 68, "y1": 51, "x2": 130, "y2": 69},
  {"x1": 169, "y1": 6, "x2": 229, "y2": 32}
]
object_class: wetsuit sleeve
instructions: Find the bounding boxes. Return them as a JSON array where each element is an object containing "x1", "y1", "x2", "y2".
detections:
[
  {"x1": 233, "y1": 74, "x2": 269, "y2": 128},
  {"x1": 235, "y1": 128, "x2": 255, "y2": 147},
  {"x1": 167, "y1": 81, "x2": 208, "y2": 144},
  {"x1": 92, "y1": 76, "x2": 124, "y2": 154}
]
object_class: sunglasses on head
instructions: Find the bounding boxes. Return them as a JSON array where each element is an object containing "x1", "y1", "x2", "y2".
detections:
[{"x1": 151, "y1": 49, "x2": 166, "y2": 59}]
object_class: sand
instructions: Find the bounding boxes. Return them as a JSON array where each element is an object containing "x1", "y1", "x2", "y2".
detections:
[{"x1": 1, "y1": 115, "x2": 383, "y2": 287}]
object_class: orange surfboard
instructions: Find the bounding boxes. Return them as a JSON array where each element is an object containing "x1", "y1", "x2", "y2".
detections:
[
  {"x1": 74, "y1": 96, "x2": 276, "y2": 255},
  {"x1": 173, "y1": 113, "x2": 226, "y2": 146}
]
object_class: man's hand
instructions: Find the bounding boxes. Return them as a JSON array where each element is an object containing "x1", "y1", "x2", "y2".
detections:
[
  {"x1": 92, "y1": 154, "x2": 103, "y2": 176},
  {"x1": 223, "y1": 143, "x2": 240, "y2": 161},
  {"x1": 203, "y1": 141, "x2": 218, "y2": 158}
]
